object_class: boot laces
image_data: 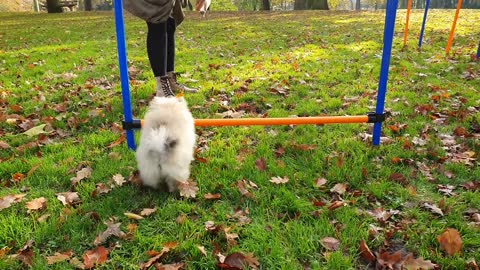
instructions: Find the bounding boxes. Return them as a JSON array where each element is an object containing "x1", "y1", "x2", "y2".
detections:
[{"x1": 161, "y1": 77, "x2": 174, "y2": 97}]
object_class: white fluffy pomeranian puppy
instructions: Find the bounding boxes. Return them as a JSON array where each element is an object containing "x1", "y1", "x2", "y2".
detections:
[{"x1": 136, "y1": 96, "x2": 196, "y2": 192}]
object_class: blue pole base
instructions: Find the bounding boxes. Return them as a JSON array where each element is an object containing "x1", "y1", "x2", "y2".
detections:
[{"x1": 126, "y1": 130, "x2": 136, "y2": 151}]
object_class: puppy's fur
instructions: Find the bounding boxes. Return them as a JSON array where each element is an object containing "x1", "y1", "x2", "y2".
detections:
[{"x1": 136, "y1": 96, "x2": 196, "y2": 192}]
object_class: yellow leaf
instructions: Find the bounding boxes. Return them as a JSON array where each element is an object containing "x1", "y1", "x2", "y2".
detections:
[{"x1": 124, "y1": 212, "x2": 144, "y2": 220}]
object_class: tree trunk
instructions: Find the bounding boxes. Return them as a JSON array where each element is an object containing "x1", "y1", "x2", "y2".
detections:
[
  {"x1": 355, "y1": 0, "x2": 360, "y2": 10},
  {"x1": 46, "y1": 0, "x2": 63, "y2": 13},
  {"x1": 262, "y1": 0, "x2": 271, "y2": 10},
  {"x1": 307, "y1": 0, "x2": 329, "y2": 9},
  {"x1": 294, "y1": 0, "x2": 306, "y2": 10},
  {"x1": 85, "y1": 0, "x2": 92, "y2": 11},
  {"x1": 33, "y1": 0, "x2": 40, "y2": 12}
]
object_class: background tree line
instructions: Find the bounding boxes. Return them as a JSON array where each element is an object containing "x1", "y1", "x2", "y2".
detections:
[{"x1": 1, "y1": 0, "x2": 479, "y2": 13}]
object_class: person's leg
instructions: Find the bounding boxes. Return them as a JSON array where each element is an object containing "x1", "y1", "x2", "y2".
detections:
[
  {"x1": 166, "y1": 17, "x2": 176, "y2": 73},
  {"x1": 146, "y1": 21, "x2": 174, "y2": 97},
  {"x1": 166, "y1": 17, "x2": 198, "y2": 93}
]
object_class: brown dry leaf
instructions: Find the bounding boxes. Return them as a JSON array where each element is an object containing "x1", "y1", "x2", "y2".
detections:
[
  {"x1": 292, "y1": 143, "x2": 316, "y2": 151},
  {"x1": 178, "y1": 180, "x2": 199, "y2": 198},
  {"x1": 204, "y1": 193, "x2": 221, "y2": 200},
  {"x1": 141, "y1": 245, "x2": 174, "y2": 270},
  {"x1": 83, "y1": 246, "x2": 109, "y2": 269},
  {"x1": 223, "y1": 227, "x2": 239, "y2": 247},
  {"x1": 359, "y1": 240, "x2": 376, "y2": 264},
  {"x1": 255, "y1": 158, "x2": 267, "y2": 171},
  {"x1": 315, "y1": 178, "x2": 327, "y2": 187},
  {"x1": 438, "y1": 184, "x2": 456, "y2": 196},
  {"x1": 124, "y1": 212, "x2": 144, "y2": 220},
  {"x1": 140, "y1": 207, "x2": 157, "y2": 217},
  {"x1": 423, "y1": 202, "x2": 444, "y2": 216},
  {"x1": 218, "y1": 252, "x2": 247, "y2": 269},
  {"x1": 163, "y1": 242, "x2": 179, "y2": 249},
  {"x1": 328, "y1": 201, "x2": 346, "y2": 210},
  {"x1": 128, "y1": 170, "x2": 143, "y2": 186},
  {"x1": 217, "y1": 110, "x2": 246, "y2": 118},
  {"x1": 376, "y1": 250, "x2": 403, "y2": 269},
  {"x1": 320, "y1": 237, "x2": 340, "y2": 251},
  {"x1": 437, "y1": 228, "x2": 462, "y2": 256},
  {"x1": 92, "y1": 183, "x2": 112, "y2": 197},
  {"x1": 46, "y1": 250, "x2": 73, "y2": 265},
  {"x1": 112, "y1": 174, "x2": 126, "y2": 186},
  {"x1": 12, "y1": 172, "x2": 25, "y2": 182},
  {"x1": 366, "y1": 207, "x2": 399, "y2": 222},
  {"x1": 218, "y1": 252, "x2": 259, "y2": 270},
  {"x1": 232, "y1": 208, "x2": 251, "y2": 225},
  {"x1": 270, "y1": 176, "x2": 289, "y2": 184},
  {"x1": 197, "y1": 246, "x2": 207, "y2": 256},
  {"x1": 94, "y1": 221, "x2": 126, "y2": 246},
  {"x1": 205, "y1": 221, "x2": 218, "y2": 232},
  {"x1": 71, "y1": 167, "x2": 93, "y2": 186},
  {"x1": 0, "y1": 193, "x2": 27, "y2": 211},
  {"x1": 16, "y1": 240, "x2": 34, "y2": 267},
  {"x1": 274, "y1": 146, "x2": 285, "y2": 157},
  {"x1": 0, "y1": 140, "x2": 11, "y2": 149},
  {"x1": 127, "y1": 223, "x2": 138, "y2": 235},
  {"x1": 69, "y1": 256, "x2": 86, "y2": 269},
  {"x1": 176, "y1": 214, "x2": 187, "y2": 225},
  {"x1": 107, "y1": 134, "x2": 126, "y2": 148},
  {"x1": 236, "y1": 180, "x2": 255, "y2": 198},
  {"x1": 56, "y1": 192, "x2": 81, "y2": 207},
  {"x1": 25, "y1": 197, "x2": 47, "y2": 212},
  {"x1": 0, "y1": 247, "x2": 11, "y2": 258},
  {"x1": 330, "y1": 183, "x2": 348, "y2": 195},
  {"x1": 244, "y1": 253, "x2": 260, "y2": 269},
  {"x1": 461, "y1": 181, "x2": 480, "y2": 191},
  {"x1": 154, "y1": 262, "x2": 185, "y2": 270},
  {"x1": 37, "y1": 214, "x2": 51, "y2": 223},
  {"x1": 466, "y1": 259, "x2": 479, "y2": 270},
  {"x1": 389, "y1": 172, "x2": 408, "y2": 186},
  {"x1": 402, "y1": 253, "x2": 437, "y2": 270}
]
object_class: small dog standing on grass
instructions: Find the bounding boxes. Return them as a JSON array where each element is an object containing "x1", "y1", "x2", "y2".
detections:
[{"x1": 136, "y1": 96, "x2": 196, "y2": 192}]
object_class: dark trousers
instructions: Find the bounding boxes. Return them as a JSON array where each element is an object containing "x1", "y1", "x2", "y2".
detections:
[{"x1": 146, "y1": 17, "x2": 176, "y2": 77}]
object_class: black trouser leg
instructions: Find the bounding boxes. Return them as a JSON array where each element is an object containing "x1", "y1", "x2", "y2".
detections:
[
  {"x1": 146, "y1": 21, "x2": 167, "y2": 77},
  {"x1": 166, "y1": 17, "x2": 176, "y2": 73}
]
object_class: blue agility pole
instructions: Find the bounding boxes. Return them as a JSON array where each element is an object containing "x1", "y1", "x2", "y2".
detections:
[
  {"x1": 418, "y1": 0, "x2": 430, "y2": 49},
  {"x1": 477, "y1": 40, "x2": 480, "y2": 58},
  {"x1": 373, "y1": 0, "x2": 399, "y2": 146},
  {"x1": 114, "y1": 0, "x2": 136, "y2": 150}
]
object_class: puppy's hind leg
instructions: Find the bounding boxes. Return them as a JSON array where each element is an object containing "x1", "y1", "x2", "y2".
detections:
[{"x1": 165, "y1": 177, "x2": 182, "y2": 192}]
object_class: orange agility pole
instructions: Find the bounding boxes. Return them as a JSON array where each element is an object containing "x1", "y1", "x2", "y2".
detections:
[
  {"x1": 446, "y1": 0, "x2": 463, "y2": 55},
  {"x1": 123, "y1": 114, "x2": 386, "y2": 130},
  {"x1": 195, "y1": 115, "x2": 370, "y2": 126},
  {"x1": 403, "y1": 0, "x2": 413, "y2": 47}
]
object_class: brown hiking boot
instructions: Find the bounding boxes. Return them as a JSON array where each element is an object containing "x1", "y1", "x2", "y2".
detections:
[
  {"x1": 155, "y1": 76, "x2": 175, "y2": 97},
  {"x1": 167, "y1": 72, "x2": 198, "y2": 93}
]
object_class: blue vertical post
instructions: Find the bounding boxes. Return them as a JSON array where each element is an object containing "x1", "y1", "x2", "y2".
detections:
[
  {"x1": 372, "y1": 0, "x2": 399, "y2": 146},
  {"x1": 114, "y1": 0, "x2": 136, "y2": 150},
  {"x1": 418, "y1": 0, "x2": 430, "y2": 49},
  {"x1": 477, "y1": 40, "x2": 480, "y2": 58}
]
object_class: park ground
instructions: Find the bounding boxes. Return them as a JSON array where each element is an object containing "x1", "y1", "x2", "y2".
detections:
[{"x1": 0, "y1": 9, "x2": 479, "y2": 269}]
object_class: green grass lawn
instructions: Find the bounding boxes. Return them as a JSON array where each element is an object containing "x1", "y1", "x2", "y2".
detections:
[{"x1": 0, "y1": 9, "x2": 479, "y2": 269}]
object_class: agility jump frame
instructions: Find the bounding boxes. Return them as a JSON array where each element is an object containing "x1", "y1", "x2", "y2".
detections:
[
  {"x1": 417, "y1": 0, "x2": 478, "y2": 56},
  {"x1": 114, "y1": 0, "x2": 399, "y2": 150}
]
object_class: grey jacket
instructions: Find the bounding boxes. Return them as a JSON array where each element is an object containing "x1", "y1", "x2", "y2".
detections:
[{"x1": 123, "y1": 0, "x2": 184, "y2": 25}]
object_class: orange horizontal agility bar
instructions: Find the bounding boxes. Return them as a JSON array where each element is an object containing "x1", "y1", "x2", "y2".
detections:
[{"x1": 138, "y1": 115, "x2": 370, "y2": 127}]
